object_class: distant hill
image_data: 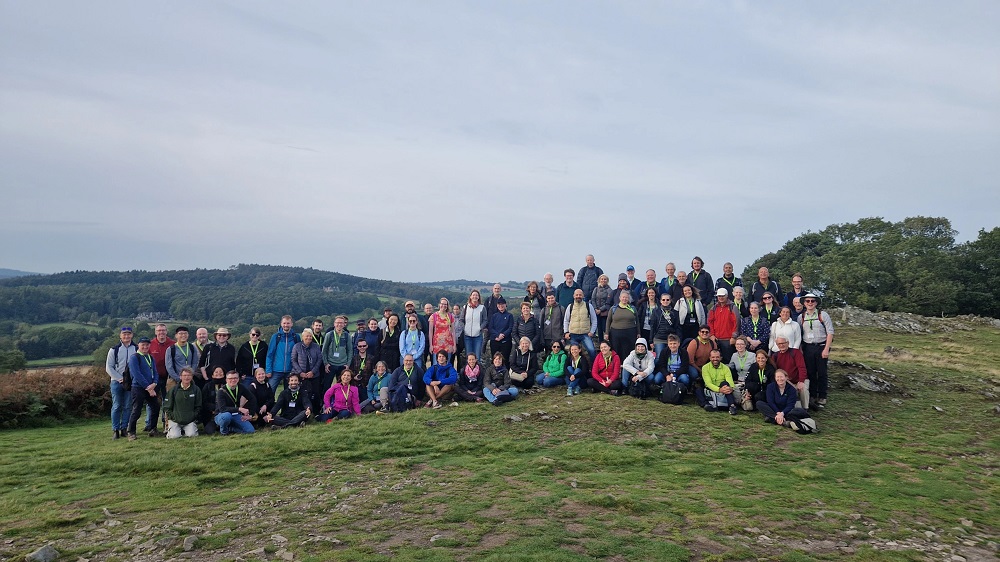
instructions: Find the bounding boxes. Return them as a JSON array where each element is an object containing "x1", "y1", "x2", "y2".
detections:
[
  {"x1": 0, "y1": 268, "x2": 39, "y2": 279},
  {"x1": 0, "y1": 264, "x2": 466, "y2": 326},
  {"x1": 416, "y1": 279, "x2": 531, "y2": 290}
]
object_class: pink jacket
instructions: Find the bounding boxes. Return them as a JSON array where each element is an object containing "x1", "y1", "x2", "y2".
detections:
[{"x1": 323, "y1": 383, "x2": 361, "y2": 415}]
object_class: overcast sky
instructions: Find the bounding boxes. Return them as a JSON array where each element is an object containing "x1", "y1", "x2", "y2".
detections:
[{"x1": 2, "y1": 1, "x2": 997, "y2": 283}]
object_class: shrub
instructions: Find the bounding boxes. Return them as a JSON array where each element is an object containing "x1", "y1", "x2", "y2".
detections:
[{"x1": 0, "y1": 366, "x2": 108, "y2": 429}]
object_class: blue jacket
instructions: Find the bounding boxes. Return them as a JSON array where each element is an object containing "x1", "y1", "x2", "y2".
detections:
[
  {"x1": 128, "y1": 352, "x2": 158, "y2": 389},
  {"x1": 487, "y1": 311, "x2": 514, "y2": 342},
  {"x1": 766, "y1": 381, "x2": 798, "y2": 415},
  {"x1": 424, "y1": 364, "x2": 458, "y2": 386},
  {"x1": 399, "y1": 328, "x2": 426, "y2": 360},
  {"x1": 266, "y1": 329, "x2": 301, "y2": 374}
]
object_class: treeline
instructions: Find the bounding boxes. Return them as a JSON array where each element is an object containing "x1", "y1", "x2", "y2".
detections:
[
  {"x1": 0, "y1": 264, "x2": 465, "y2": 326},
  {"x1": 0, "y1": 325, "x2": 114, "y2": 361},
  {"x1": 743, "y1": 216, "x2": 999, "y2": 318}
]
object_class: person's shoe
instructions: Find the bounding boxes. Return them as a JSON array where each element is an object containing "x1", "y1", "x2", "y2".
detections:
[
  {"x1": 299, "y1": 421, "x2": 306, "y2": 428},
  {"x1": 376, "y1": 408, "x2": 389, "y2": 415},
  {"x1": 423, "y1": 400, "x2": 433, "y2": 409},
  {"x1": 127, "y1": 433, "x2": 137, "y2": 441},
  {"x1": 729, "y1": 405, "x2": 738, "y2": 416},
  {"x1": 148, "y1": 429, "x2": 158, "y2": 438},
  {"x1": 112, "y1": 429, "x2": 120, "y2": 440},
  {"x1": 573, "y1": 386, "x2": 581, "y2": 395},
  {"x1": 788, "y1": 421, "x2": 801, "y2": 432},
  {"x1": 817, "y1": 398, "x2": 827, "y2": 409},
  {"x1": 704, "y1": 404, "x2": 717, "y2": 412},
  {"x1": 566, "y1": 388, "x2": 574, "y2": 397},
  {"x1": 449, "y1": 401, "x2": 459, "y2": 407},
  {"x1": 475, "y1": 398, "x2": 485, "y2": 403},
  {"x1": 325, "y1": 419, "x2": 334, "y2": 424},
  {"x1": 432, "y1": 401, "x2": 442, "y2": 409}
]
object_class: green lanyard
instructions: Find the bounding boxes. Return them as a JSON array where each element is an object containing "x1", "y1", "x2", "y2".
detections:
[
  {"x1": 722, "y1": 276, "x2": 735, "y2": 287},
  {"x1": 142, "y1": 354, "x2": 153, "y2": 371},
  {"x1": 249, "y1": 342, "x2": 259, "y2": 359},
  {"x1": 757, "y1": 368, "x2": 767, "y2": 384},
  {"x1": 751, "y1": 317, "x2": 759, "y2": 334},
  {"x1": 176, "y1": 343, "x2": 189, "y2": 361},
  {"x1": 226, "y1": 385, "x2": 238, "y2": 404},
  {"x1": 735, "y1": 353, "x2": 747, "y2": 373}
]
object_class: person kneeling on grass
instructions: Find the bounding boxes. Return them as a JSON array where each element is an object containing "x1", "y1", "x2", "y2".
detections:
[
  {"x1": 266, "y1": 373, "x2": 313, "y2": 428},
  {"x1": 215, "y1": 370, "x2": 257, "y2": 435},
  {"x1": 248, "y1": 368, "x2": 275, "y2": 427},
  {"x1": 456, "y1": 353, "x2": 486, "y2": 403},
  {"x1": 589, "y1": 341, "x2": 623, "y2": 395},
  {"x1": 483, "y1": 351, "x2": 519, "y2": 406},
  {"x1": 321, "y1": 370, "x2": 361, "y2": 421},
  {"x1": 163, "y1": 367, "x2": 202, "y2": 438},
  {"x1": 363, "y1": 361, "x2": 393, "y2": 414},
  {"x1": 423, "y1": 351, "x2": 458, "y2": 409},
  {"x1": 756, "y1": 369, "x2": 811, "y2": 431},
  {"x1": 701, "y1": 349, "x2": 738, "y2": 415},
  {"x1": 536, "y1": 340, "x2": 567, "y2": 388}
]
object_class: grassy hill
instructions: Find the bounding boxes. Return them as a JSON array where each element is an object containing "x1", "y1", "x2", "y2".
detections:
[{"x1": 0, "y1": 322, "x2": 997, "y2": 561}]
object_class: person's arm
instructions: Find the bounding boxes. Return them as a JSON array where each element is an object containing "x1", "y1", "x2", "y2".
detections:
[
  {"x1": 622, "y1": 354, "x2": 639, "y2": 376},
  {"x1": 265, "y1": 335, "x2": 277, "y2": 374},
  {"x1": 702, "y1": 366, "x2": 721, "y2": 392},
  {"x1": 822, "y1": 312, "x2": 834, "y2": 358},
  {"x1": 588, "y1": 304, "x2": 597, "y2": 335},
  {"x1": 441, "y1": 366, "x2": 459, "y2": 386},
  {"x1": 162, "y1": 387, "x2": 174, "y2": 421},
  {"x1": 105, "y1": 348, "x2": 120, "y2": 381},
  {"x1": 165, "y1": 347, "x2": 180, "y2": 383}
]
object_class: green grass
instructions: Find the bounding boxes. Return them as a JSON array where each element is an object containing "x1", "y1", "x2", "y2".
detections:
[
  {"x1": 0, "y1": 325, "x2": 997, "y2": 561},
  {"x1": 25, "y1": 355, "x2": 94, "y2": 367},
  {"x1": 25, "y1": 322, "x2": 107, "y2": 333}
]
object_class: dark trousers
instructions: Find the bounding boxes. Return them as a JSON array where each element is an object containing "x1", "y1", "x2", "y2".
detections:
[
  {"x1": 271, "y1": 411, "x2": 308, "y2": 427},
  {"x1": 455, "y1": 385, "x2": 484, "y2": 402},
  {"x1": 609, "y1": 327, "x2": 637, "y2": 364},
  {"x1": 757, "y1": 402, "x2": 809, "y2": 424},
  {"x1": 588, "y1": 378, "x2": 623, "y2": 394},
  {"x1": 802, "y1": 343, "x2": 828, "y2": 400},
  {"x1": 490, "y1": 339, "x2": 513, "y2": 366},
  {"x1": 300, "y1": 376, "x2": 323, "y2": 413},
  {"x1": 127, "y1": 386, "x2": 160, "y2": 435}
]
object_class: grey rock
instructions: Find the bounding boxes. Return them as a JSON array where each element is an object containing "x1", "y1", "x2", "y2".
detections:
[
  {"x1": 961, "y1": 519, "x2": 974, "y2": 527},
  {"x1": 845, "y1": 373, "x2": 896, "y2": 393},
  {"x1": 271, "y1": 534, "x2": 288, "y2": 543},
  {"x1": 933, "y1": 406, "x2": 944, "y2": 412},
  {"x1": 155, "y1": 536, "x2": 176, "y2": 548},
  {"x1": 25, "y1": 544, "x2": 59, "y2": 562},
  {"x1": 430, "y1": 534, "x2": 445, "y2": 542},
  {"x1": 182, "y1": 536, "x2": 197, "y2": 551}
]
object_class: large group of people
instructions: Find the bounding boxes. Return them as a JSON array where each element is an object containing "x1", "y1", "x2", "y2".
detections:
[{"x1": 105, "y1": 256, "x2": 832, "y2": 440}]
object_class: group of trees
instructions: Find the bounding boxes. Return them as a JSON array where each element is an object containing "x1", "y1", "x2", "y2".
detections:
[{"x1": 743, "y1": 216, "x2": 999, "y2": 318}]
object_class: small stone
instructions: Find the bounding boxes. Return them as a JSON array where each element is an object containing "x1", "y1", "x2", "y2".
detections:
[
  {"x1": 961, "y1": 519, "x2": 974, "y2": 527},
  {"x1": 105, "y1": 520, "x2": 121, "y2": 527},
  {"x1": 135, "y1": 525, "x2": 151, "y2": 533},
  {"x1": 508, "y1": 415, "x2": 523, "y2": 422},
  {"x1": 933, "y1": 406, "x2": 944, "y2": 412},
  {"x1": 280, "y1": 551, "x2": 294, "y2": 561},
  {"x1": 839, "y1": 546, "x2": 856, "y2": 554},
  {"x1": 950, "y1": 556, "x2": 966, "y2": 562},
  {"x1": 430, "y1": 534, "x2": 445, "y2": 542},
  {"x1": 183, "y1": 536, "x2": 197, "y2": 551},
  {"x1": 850, "y1": 513, "x2": 862, "y2": 520},
  {"x1": 890, "y1": 398, "x2": 903, "y2": 406},
  {"x1": 963, "y1": 540, "x2": 976, "y2": 546},
  {"x1": 757, "y1": 535, "x2": 771, "y2": 542},
  {"x1": 845, "y1": 530, "x2": 858, "y2": 536},
  {"x1": 155, "y1": 536, "x2": 176, "y2": 548},
  {"x1": 271, "y1": 534, "x2": 288, "y2": 544},
  {"x1": 25, "y1": 544, "x2": 59, "y2": 562},
  {"x1": 101, "y1": 508, "x2": 113, "y2": 518},
  {"x1": 924, "y1": 531, "x2": 936, "y2": 538}
]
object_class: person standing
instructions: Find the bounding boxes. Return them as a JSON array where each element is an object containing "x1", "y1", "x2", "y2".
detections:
[
  {"x1": 799, "y1": 294, "x2": 834, "y2": 410},
  {"x1": 291, "y1": 329, "x2": 325, "y2": 412},
  {"x1": 148, "y1": 323, "x2": 174, "y2": 432},
  {"x1": 562, "y1": 288, "x2": 597, "y2": 358},
  {"x1": 399, "y1": 314, "x2": 426, "y2": 366},
  {"x1": 166, "y1": 326, "x2": 200, "y2": 390},
  {"x1": 198, "y1": 328, "x2": 237, "y2": 385},
  {"x1": 487, "y1": 298, "x2": 514, "y2": 364},
  {"x1": 750, "y1": 267, "x2": 783, "y2": 305},
  {"x1": 104, "y1": 326, "x2": 136, "y2": 440},
  {"x1": 235, "y1": 327, "x2": 267, "y2": 383},
  {"x1": 125, "y1": 337, "x2": 160, "y2": 440},
  {"x1": 707, "y1": 288, "x2": 739, "y2": 362},
  {"x1": 322, "y1": 314, "x2": 353, "y2": 391},
  {"x1": 689, "y1": 257, "x2": 714, "y2": 308},
  {"x1": 484, "y1": 284, "x2": 505, "y2": 320},
  {"x1": 715, "y1": 262, "x2": 743, "y2": 300},
  {"x1": 576, "y1": 254, "x2": 603, "y2": 304},
  {"x1": 266, "y1": 315, "x2": 301, "y2": 392},
  {"x1": 555, "y1": 269, "x2": 579, "y2": 309}
]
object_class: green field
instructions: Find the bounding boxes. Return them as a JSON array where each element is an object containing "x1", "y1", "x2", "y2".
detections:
[
  {"x1": 25, "y1": 322, "x2": 107, "y2": 333},
  {"x1": 25, "y1": 355, "x2": 95, "y2": 367},
  {"x1": 0, "y1": 325, "x2": 997, "y2": 561}
]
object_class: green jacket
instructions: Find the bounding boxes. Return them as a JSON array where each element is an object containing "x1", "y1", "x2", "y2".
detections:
[
  {"x1": 163, "y1": 383, "x2": 203, "y2": 425},
  {"x1": 541, "y1": 350, "x2": 567, "y2": 378},
  {"x1": 701, "y1": 362, "x2": 735, "y2": 393}
]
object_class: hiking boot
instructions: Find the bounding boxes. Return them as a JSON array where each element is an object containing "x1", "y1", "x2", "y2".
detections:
[
  {"x1": 573, "y1": 386, "x2": 581, "y2": 395},
  {"x1": 127, "y1": 433, "x2": 137, "y2": 441},
  {"x1": 148, "y1": 429, "x2": 158, "y2": 438},
  {"x1": 113, "y1": 429, "x2": 120, "y2": 440},
  {"x1": 704, "y1": 404, "x2": 717, "y2": 412},
  {"x1": 788, "y1": 421, "x2": 801, "y2": 432},
  {"x1": 566, "y1": 388, "x2": 574, "y2": 397},
  {"x1": 376, "y1": 408, "x2": 389, "y2": 415},
  {"x1": 729, "y1": 405, "x2": 738, "y2": 416}
]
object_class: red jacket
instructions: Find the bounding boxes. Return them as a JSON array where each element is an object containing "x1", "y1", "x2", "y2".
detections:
[
  {"x1": 149, "y1": 337, "x2": 175, "y2": 377},
  {"x1": 770, "y1": 348, "x2": 807, "y2": 384},
  {"x1": 591, "y1": 352, "x2": 621, "y2": 386},
  {"x1": 707, "y1": 303, "x2": 738, "y2": 341}
]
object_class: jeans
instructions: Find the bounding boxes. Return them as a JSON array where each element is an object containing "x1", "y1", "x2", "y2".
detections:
[
  {"x1": 565, "y1": 366, "x2": 585, "y2": 391},
  {"x1": 652, "y1": 341, "x2": 668, "y2": 358},
  {"x1": 483, "y1": 386, "x2": 519, "y2": 404},
  {"x1": 567, "y1": 333, "x2": 596, "y2": 358},
  {"x1": 110, "y1": 379, "x2": 132, "y2": 431},
  {"x1": 705, "y1": 382, "x2": 736, "y2": 409},
  {"x1": 464, "y1": 334, "x2": 483, "y2": 362},
  {"x1": 268, "y1": 371, "x2": 290, "y2": 392},
  {"x1": 535, "y1": 374, "x2": 566, "y2": 388},
  {"x1": 215, "y1": 412, "x2": 255, "y2": 434},
  {"x1": 320, "y1": 410, "x2": 353, "y2": 421},
  {"x1": 271, "y1": 412, "x2": 308, "y2": 427}
]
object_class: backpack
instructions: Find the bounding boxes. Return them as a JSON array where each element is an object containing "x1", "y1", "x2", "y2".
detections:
[
  {"x1": 628, "y1": 380, "x2": 648, "y2": 399},
  {"x1": 388, "y1": 380, "x2": 410, "y2": 413},
  {"x1": 659, "y1": 380, "x2": 686, "y2": 405},
  {"x1": 113, "y1": 342, "x2": 135, "y2": 391},
  {"x1": 786, "y1": 407, "x2": 818, "y2": 434}
]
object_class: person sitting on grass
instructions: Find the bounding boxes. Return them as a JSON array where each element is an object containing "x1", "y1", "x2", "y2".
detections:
[
  {"x1": 654, "y1": 334, "x2": 692, "y2": 389},
  {"x1": 456, "y1": 353, "x2": 486, "y2": 403},
  {"x1": 267, "y1": 373, "x2": 313, "y2": 428},
  {"x1": 701, "y1": 349, "x2": 738, "y2": 415},
  {"x1": 589, "y1": 341, "x2": 623, "y2": 395},
  {"x1": 622, "y1": 337, "x2": 657, "y2": 399},
  {"x1": 744, "y1": 349, "x2": 775, "y2": 410},
  {"x1": 389, "y1": 354, "x2": 425, "y2": 409},
  {"x1": 564, "y1": 343, "x2": 590, "y2": 396},
  {"x1": 163, "y1": 367, "x2": 202, "y2": 439},
  {"x1": 756, "y1": 369, "x2": 809, "y2": 430},
  {"x1": 248, "y1": 367, "x2": 275, "y2": 427},
  {"x1": 423, "y1": 350, "x2": 458, "y2": 409},
  {"x1": 536, "y1": 340, "x2": 567, "y2": 388},
  {"x1": 321, "y1": 369, "x2": 361, "y2": 421},
  {"x1": 215, "y1": 370, "x2": 257, "y2": 435},
  {"x1": 200, "y1": 366, "x2": 227, "y2": 435},
  {"x1": 728, "y1": 336, "x2": 754, "y2": 410},
  {"x1": 483, "y1": 351, "x2": 519, "y2": 405},
  {"x1": 363, "y1": 361, "x2": 393, "y2": 414},
  {"x1": 508, "y1": 336, "x2": 538, "y2": 390}
]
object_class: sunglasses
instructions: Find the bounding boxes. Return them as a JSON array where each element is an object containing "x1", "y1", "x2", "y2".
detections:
[
  {"x1": 762, "y1": 297, "x2": 773, "y2": 300},
  {"x1": 804, "y1": 299, "x2": 817, "y2": 303}
]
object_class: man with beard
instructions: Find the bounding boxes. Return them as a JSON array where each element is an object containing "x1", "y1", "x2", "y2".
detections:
[{"x1": 265, "y1": 373, "x2": 312, "y2": 428}]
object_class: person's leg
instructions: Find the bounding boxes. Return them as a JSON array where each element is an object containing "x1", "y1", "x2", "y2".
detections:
[
  {"x1": 183, "y1": 422, "x2": 199, "y2": 437},
  {"x1": 543, "y1": 376, "x2": 564, "y2": 388},
  {"x1": 651, "y1": 372, "x2": 665, "y2": 385},
  {"x1": 166, "y1": 420, "x2": 182, "y2": 439},
  {"x1": 110, "y1": 380, "x2": 126, "y2": 434},
  {"x1": 483, "y1": 388, "x2": 498, "y2": 404},
  {"x1": 587, "y1": 378, "x2": 605, "y2": 393},
  {"x1": 608, "y1": 380, "x2": 624, "y2": 394},
  {"x1": 757, "y1": 401, "x2": 777, "y2": 422},
  {"x1": 817, "y1": 356, "x2": 829, "y2": 404},
  {"x1": 437, "y1": 385, "x2": 454, "y2": 402},
  {"x1": 535, "y1": 373, "x2": 545, "y2": 386},
  {"x1": 268, "y1": 371, "x2": 285, "y2": 392},
  {"x1": 596, "y1": 316, "x2": 606, "y2": 343},
  {"x1": 286, "y1": 411, "x2": 307, "y2": 425},
  {"x1": 214, "y1": 412, "x2": 232, "y2": 435},
  {"x1": 677, "y1": 373, "x2": 691, "y2": 387},
  {"x1": 336, "y1": 409, "x2": 353, "y2": 419},
  {"x1": 233, "y1": 415, "x2": 255, "y2": 433},
  {"x1": 653, "y1": 341, "x2": 667, "y2": 358},
  {"x1": 126, "y1": 387, "x2": 146, "y2": 436}
]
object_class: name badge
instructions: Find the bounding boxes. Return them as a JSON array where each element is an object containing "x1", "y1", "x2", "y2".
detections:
[
  {"x1": 333, "y1": 352, "x2": 341, "y2": 358},
  {"x1": 289, "y1": 401, "x2": 296, "y2": 408},
  {"x1": 544, "y1": 320, "x2": 551, "y2": 326},
  {"x1": 253, "y1": 363, "x2": 259, "y2": 369}
]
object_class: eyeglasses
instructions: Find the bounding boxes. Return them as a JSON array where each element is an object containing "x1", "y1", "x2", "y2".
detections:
[
  {"x1": 762, "y1": 297, "x2": 773, "y2": 301},
  {"x1": 804, "y1": 299, "x2": 817, "y2": 303},
  {"x1": 218, "y1": 334, "x2": 230, "y2": 338},
  {"x1": 250, "y1": 332, "x2": 260, "y2": 337},
  {"x1": 699, "y1": 330, "x2": 710, "y2": 334},
  {"x1": 552, "y1": 345, "x2": 561, "y2": 350},
  {"x1": 358, "y1": 344, "x2": 368, "y2": 348}
]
